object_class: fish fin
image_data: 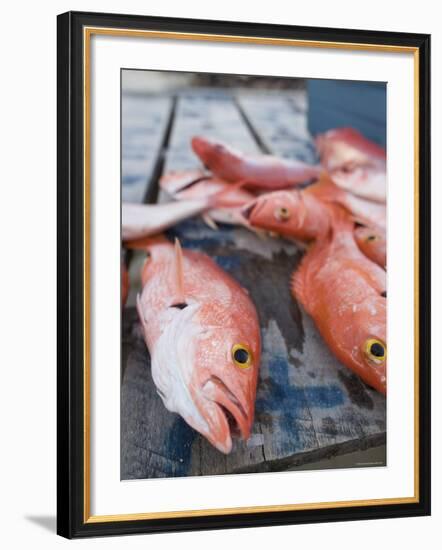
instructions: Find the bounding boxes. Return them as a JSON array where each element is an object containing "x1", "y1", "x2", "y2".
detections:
[
  {"x1": 289, "y1": 243, "x2": 322, "y2": 308},
  {"x1": 174, "y1": 237, "x2": 186, "y2": 303},
  {"x1": 136, "y1": 293, "x2": 146, "y2": 326},
  {"x1": 290, "y1": 261, "x2": 309, "y2": 308},
  {"x1": 201, "y1": 212, "x2": 219, "y2": 230},
  {"x1": 290, "y1": 268, "x2": 303, "y2": 303},
  {"x1": 329, "y1": 204, "x2": 355, "y2": 234},
  {"x1": 123, "y1": 233, "x2": 168, "y2": 250},
  {"x1": 306, "y1": 172, "x2": 341, "y2": 201}
]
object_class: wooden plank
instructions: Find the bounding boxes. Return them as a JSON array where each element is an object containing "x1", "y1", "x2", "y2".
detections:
[
  {"x1": 122, "y1": 94, "x2": 173, "y2": 203},
  {"x1": 163, "y1": 92, "x2": 262, "y2": 174},
  {"x1": 122, "y1": 93, "x2": 174, "y2": 306},
  {"x1": 121, "y1": 90, "x2": 386, "y2": 479},
  {"x1": 236, "y1": 92, "x2": 317, "y2": 163}
]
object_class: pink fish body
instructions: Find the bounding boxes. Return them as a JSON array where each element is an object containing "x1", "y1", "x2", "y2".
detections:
[
  {"x1": 122, "y1": 200, "x2": 213, "y2": 241},
  {"x1": 316, "y1": 128, "x2": 386, "y2": 170},
  {"x1": 122, "y1": 180, "x2": 244, "y2": 240},
  {"x1": 316, "y1": 128, "x2": 386, "y2": 203},
  {"x1": 291, "y1": 208, "x2": 387, "y2": 394},
  {"x1": 191, "y1": 135, "x2": 321, "y2": 190},
  {"x1": 136, "y1": 237, "x2": 261, "y2": 453}
]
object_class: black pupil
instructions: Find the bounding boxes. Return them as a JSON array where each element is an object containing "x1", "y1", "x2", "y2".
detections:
[
  {"x1": 370, "y1": 342, "x2": 384, "y2": 357},
  {"x1": 234, "y1": 348, "x2": 249, "y2": 364},
  {"x1": 171, "y1": 302, "x2": 188, "y2": 310},
  {"x1": 381, "y1": 291, "x2": 387, "y2": 298},
  {"x1": 367, "y1": 235, "x2": 376, "y2": 241}
]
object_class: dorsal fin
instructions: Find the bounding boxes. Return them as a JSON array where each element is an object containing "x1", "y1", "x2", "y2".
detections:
[
  {"x1": 174, "y1": 237, "x2": 186, "y2": 304},
  {"x1": 306, "y1": 172, "x2": 341, "y2": 202},
  {"x1": 290, "y1": 260, "x2": 308, "y2": 308}
]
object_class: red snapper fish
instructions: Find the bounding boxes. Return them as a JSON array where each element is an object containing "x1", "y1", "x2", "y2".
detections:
[
  {"x1": 191, "y1": 135, "x2": 321, "y2": 190},
  {"x1": 242, "y1": 190, "x2": 387, "y2": 393},
  {"x1": 241, "y1": 176, "x2": 386, "y2": 244},
  {"x1": 134, "y1": 236, "x2": 261, "y2": 453},
  {"x1": 291, "y1": 208, "x2": 387, "y2": 394},
  {"x1": 316, "y1": 128, "x2": 387, "y2": 203}
]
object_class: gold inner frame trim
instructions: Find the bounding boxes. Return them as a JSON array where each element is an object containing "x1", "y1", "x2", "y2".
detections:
[{"x1": 83, "y1": 26, "x2": 420, "y2": 524}]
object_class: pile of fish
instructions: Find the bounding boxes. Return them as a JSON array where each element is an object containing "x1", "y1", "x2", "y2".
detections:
[{"x1": 122, "y1": 127, "x2": 387, "y2": 454}]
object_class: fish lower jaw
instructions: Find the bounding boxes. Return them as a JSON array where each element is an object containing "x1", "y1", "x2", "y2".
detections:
[
  {"x1": 211, "y1": 433, "x2": 233, "y2": 455},
  {"x1": 201, "y1": 378, "x2": 251, "y2": 444}
]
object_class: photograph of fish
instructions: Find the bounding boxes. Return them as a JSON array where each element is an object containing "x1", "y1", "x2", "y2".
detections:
[{"x1": 121, "y1": 70, "x2": 387, "y2": 479}]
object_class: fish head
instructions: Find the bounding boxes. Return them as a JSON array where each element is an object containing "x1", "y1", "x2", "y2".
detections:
[
  {"x1": 149, "y1": 300, "x2": 261, "y2": 454},
  {"x1": 354, "y1": 226, "x2": 387, "y2": 268},
  {"x1": 191, "y1": 136, "x2": 239, "y2": 175},
  {"x1": 190, "y1": 323, "x2": 261, "y2": 453},
  {"x1": 348, "y1": 295, "x2": 387, "y2": 394},
  {"x1": 241, "y1": 190, "x2": 310, "y2": 238}
]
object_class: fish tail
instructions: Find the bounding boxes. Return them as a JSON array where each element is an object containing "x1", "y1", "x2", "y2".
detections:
[
  {"x1": 201, "y1": 212, "x2": 219, "y2": 230},
  {"x1": 290, "y1": 267, "x2": 305, "y2": 305}
]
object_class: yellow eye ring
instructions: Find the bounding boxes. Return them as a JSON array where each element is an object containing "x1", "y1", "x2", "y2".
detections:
[
  {"x1": 232, "y1": 344, "x2": 252, "y2": 369},
  {"x1": 366, "y1": 234, "x2": 379, "y2": 242},
  {"x1": 274, "y1": 206, "x2": 291, "y2": 222},
  {"x1": 364, "y1": 338, "x2": 386, "y2": 364}
]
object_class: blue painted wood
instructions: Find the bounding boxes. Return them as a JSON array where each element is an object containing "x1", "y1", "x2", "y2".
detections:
[{"x1": 307, "y1": 80, "x2": 386, "y2": 147}]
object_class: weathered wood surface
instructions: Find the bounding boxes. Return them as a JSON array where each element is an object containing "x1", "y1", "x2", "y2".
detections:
[
  {"x1": 237, "y1": 94, "x2": 317, "y2": 163},
  {"x1": 121, "y1": 88, "x2": 386, "y2": 480},
  {"x1": 164, "y1": 93, "x2": 262, "y2": 173},
  {"x1": 122, "y1": 94, "x2": 173, "y2": 203}
]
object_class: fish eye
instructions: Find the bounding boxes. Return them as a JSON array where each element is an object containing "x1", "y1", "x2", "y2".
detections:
[
  {"x1": 364, "y1": 338, "x2": 386, "y2": 364},
  {"x1": 366, "y1": 234, "x2": 378, "y2": 242},
  {"x1": 232, "y1": 344, "x2": 252, "y2": 369},
  {"x1": 274, "y1": 206, "x2": 291, "y2": 222}
]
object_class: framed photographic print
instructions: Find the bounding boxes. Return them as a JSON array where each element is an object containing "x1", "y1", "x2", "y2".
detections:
[{"x1": 57, "y1": 11, "x2": 431, "y2": 538}]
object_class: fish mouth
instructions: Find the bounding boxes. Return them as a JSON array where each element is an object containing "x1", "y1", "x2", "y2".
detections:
[
  {"x1": 201, "y1": 376, "x2": 251, "y2": 453},
  {"x1": 241, "y1": 198, "x2": 266, "y2": 223}
]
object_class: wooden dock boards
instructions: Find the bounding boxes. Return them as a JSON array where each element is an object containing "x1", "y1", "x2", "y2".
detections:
[
  {"x1": 237, "y1": 93, "x2": 317, "y2": 163},
  {"x1": 122, "y1": 94, "x2": 173, "y2": 203},
  {"x1": 121, "y1": 89, "x2": 386, "y2": 480},
  {"x1": 164, "y1": 93, "x2": 262, "y2": 173}
]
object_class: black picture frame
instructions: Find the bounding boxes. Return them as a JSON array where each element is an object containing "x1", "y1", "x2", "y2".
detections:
[{"x1": 57, "y1": 10, "x2": 431, "y2": 539}]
